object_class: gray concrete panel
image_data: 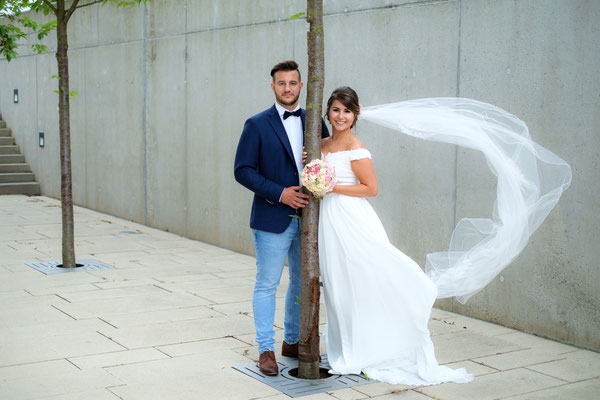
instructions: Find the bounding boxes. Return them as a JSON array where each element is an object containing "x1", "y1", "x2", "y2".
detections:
[
  {"x1": 148, "y1": 0, "x2": 187, "y2": 38},
  {"x1": 68, "y1": 2, "x2": 100, "y2": 49},
  {"x1": 97, "y1": 1, "x2": 144, "y2": 45},
  {"x1": 67, "y1": 48, "x2": 89, "y2": 206},
  {"x1": 186, "y1": 0, "x2": 304, "y2": 32},
  {"x1": 33, "y1": 53, "x2": 60, "y2": 198},
  {"x1": 323, "y1": 0, "x2": 445, "y2": 15},
  {"x1": 145, "y1": 35, "x2": 187, "y2": 234},
  {"x1": 83, "y1": 41, "x2": 145, "y2": 222},
  {"x1": 449, "y1": 0, "x2": 600, "y2": 350}
]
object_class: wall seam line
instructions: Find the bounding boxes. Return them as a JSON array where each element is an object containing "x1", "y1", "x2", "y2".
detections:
[{"x1": 142, "y1": 4, "x2": 149, "y2": 225}]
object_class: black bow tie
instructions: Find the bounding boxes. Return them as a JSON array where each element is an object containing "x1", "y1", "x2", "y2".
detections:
[{"x1": 283, "y1": 109, "x2": 302, "y2": 120}]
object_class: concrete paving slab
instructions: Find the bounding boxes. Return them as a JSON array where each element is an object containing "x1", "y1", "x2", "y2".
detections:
[
  {"x1": 93, "y1": 277, "x2": 162, "y2": 289},
  {"x1": 442, "y1": 360, "x2": 499, "y2": 377},
  {"x1": 526, "y1": 349, "x2": 600, "y2": 382},
  {"x1": 428, "y1": 317, "x2": 468, "y2": 336},
  {"x1": 105, "y1": 348, "x2": 257, "y2": 380},
  {"x1": 35, "y1": 388, "x2": 122, "y2": 400},
  {"x1": 0, "y1": 359, "x2": 123, "y2": 400},
  {"x1": 258, "y1": 394, "x2": 334, "y2": 400},
  {"x1": 0, "y1": 289, "x2": 31, "y2": 300},
  {"x1": 196, "y1": 285, "x2": 255, "y2": 303},
  {"x1": 328, "y1": 387, "x2": 370, "y2": 399},
  {"x1": 0, "y1": 270, "x2": 104, "y2": 292},
  {"x1": 495, "y1": 330, "x2": 581, "y2": 355},
  {"x1": 420, "y1": 368, "x2": 565, "y2": 399},
  {"x1": 58, "y1": 284, "x2": 167, "y2": 302},
  {"x1": 473, "y1": 347, "x2": 568, "y2": 371},
  {"x1": 504, "y1": 377, "x2": 600, "y2": 399},
  {"x1": 1, "y1": 293, "x2": 68, "y2": 307},
  {"x1": 68, "y1": 348, "x2": 170, "y2": 370},
  {"x1": 85, "y1": 266, "x2": 166, "y2": 281},
  {"x1": 108, "y1": 372, "x2": 280, "y2": 400},
  {"x1": 0, "y1": 301, "x2": 73, "y2": 328},
  {"x1": 99, "y1": 314, "x2": 255, "y2": 349},
  {"x1": 352, "y1": 382, "x2": 412, "y2": 397},
  {"x1": 0, "y1": 359, "x2": 77, "y2": 380},
  {"x1": 27, "y1": 283, "x2": 102, "y2": 296},
  {"x1": 372, "y1": 391, "x2": 433, "y2": 399},
  {"x1": 432, "y1": 331, "x2": 525, "y2": 364},
  {"x1": 235, "y1": 329, "x2": 285, "y2": 348},
  {"x1": 213, "y1": 268, "x2": 258, "y2": 279},
  {"x1": 151, "y1": 272, "x2": 222, "y2": 284},
  {"x1": 156, "y1": 275, "x2": 255, "y2": 293},
  {"x1": 54, "y1": 291, "x2": 212, "y2": 319},
  {"x1": 1, "y1": 322, "x2": 124, "y2": 367},
  {"x1": 156, "y1": 337, "x2": 248, "y2": 358},
  {"x1": 101, "y1": 305, "x2": 222, "y2": 328},
  {"x1": 441, "y1": 315, "x2": 517, "y2": 336}
]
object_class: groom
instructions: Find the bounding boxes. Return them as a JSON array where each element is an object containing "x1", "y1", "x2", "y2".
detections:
[{"x1": 234, "y1": 60, "x2": 329, "y2": 375}]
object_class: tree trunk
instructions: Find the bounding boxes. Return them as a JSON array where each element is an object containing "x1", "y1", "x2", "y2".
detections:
[
  {"x1": 298, "y1": 0, "x2": 325, "y2": 380},
  {"x1": 56, "y1": 0, "x2": 76, "y2": 268}
]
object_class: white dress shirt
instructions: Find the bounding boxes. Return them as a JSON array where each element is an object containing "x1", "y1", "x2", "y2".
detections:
[{"x1": 275, "y1": 102, "x2": 304, "y2": 191}]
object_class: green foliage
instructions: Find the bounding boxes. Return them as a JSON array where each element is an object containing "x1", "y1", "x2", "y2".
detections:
[
  {"x1": 0, "y1": 0, "x2": 151, "y2": 61},
  {"x1": 289, "y1": 12, "x2": 305, "y2": 21}
]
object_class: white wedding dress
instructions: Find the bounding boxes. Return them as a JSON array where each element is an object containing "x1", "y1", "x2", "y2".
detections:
[
  {"x1": 317, "y1": 98, "x2": 571, "y2": 385},
  {"x1": 318, "y1": 148, "x2": 473, "y2": 385}
]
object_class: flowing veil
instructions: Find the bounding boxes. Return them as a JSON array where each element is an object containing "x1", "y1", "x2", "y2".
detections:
[{"x1": 358, "y1": 98, "x2": 572, "y2": 303}]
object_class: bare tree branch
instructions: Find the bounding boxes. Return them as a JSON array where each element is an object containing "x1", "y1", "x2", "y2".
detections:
[
  {"x1": 65, "y1": 0, "x2": 83, "y2": 22},
  {"x1": 41, "y1": 0, "x2": 58, "y2": 14},
  {"x1": 75, "y1": 0, "x2": 106, "y2": 10}
]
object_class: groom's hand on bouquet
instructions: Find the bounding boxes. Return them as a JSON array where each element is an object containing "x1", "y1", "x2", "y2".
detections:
[{"x1": 281, "y1": 185, "x2": 309, "y2": 209}]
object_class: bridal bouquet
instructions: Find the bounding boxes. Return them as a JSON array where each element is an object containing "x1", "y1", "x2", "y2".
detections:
[{"x1": 301, "y1": 159, "x2": 337, "y2": 198}]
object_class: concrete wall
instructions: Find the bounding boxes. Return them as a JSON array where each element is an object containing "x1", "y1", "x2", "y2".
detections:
[{"x1": 0, "y1": 0, "x2": 598, "y2": 351}]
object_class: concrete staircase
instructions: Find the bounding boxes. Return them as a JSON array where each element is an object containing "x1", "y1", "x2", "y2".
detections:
[{"x1": 0, "y1": 115, "x2": 41, "y2": 195}]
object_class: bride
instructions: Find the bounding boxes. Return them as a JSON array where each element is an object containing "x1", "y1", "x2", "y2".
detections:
[{"x1": 318, "y1": 87, "x2": 473, "y2": 385}]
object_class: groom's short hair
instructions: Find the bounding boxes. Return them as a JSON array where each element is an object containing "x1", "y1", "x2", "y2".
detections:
[{"x1": 270, "y1": 60, "x2": 301, "y2": 82}]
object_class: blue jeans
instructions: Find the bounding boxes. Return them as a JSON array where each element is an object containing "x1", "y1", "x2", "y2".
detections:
[{"x1": 252, "y1": 218, "x2": 301, "y2": 354}]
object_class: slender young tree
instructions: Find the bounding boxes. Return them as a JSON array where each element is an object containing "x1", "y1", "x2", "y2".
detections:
[
  {"x1": 298, "y1": 0, "x2": 325, "y2": 380},
  {"x1": 0, "y1": 0, "x2": 149, "y2": 268}
]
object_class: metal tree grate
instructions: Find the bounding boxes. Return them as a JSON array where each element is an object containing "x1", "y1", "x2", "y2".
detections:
[
  {"x1": 25, "y1": 259, "x2": 115, "y2": 275},
  {"x1": 234, "y1": 354, "x2": 372, "y2": 397}
]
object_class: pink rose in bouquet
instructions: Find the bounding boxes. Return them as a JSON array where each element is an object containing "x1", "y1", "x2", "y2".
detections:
[{"x1": 301, "y1": 159, "x2": 337, "y2": 198}]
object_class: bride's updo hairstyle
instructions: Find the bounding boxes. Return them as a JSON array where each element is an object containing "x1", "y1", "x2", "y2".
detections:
[{"x1": 326, "y1": 86, "x2": 360, "y2": 128}]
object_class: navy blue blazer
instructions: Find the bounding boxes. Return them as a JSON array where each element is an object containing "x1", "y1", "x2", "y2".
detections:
[{"x1": 234, "y1": 104, "x2": 330, "y2": 233}]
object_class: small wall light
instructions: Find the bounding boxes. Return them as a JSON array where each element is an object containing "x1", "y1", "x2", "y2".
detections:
[
  {"x1": 13, "y1": 89, "x2": 18, "y2": 103},
  {"x1": 39, "y1": 132, "x2": 44, "y2": 147}
]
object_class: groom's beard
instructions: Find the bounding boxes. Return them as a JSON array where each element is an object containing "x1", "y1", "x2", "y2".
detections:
[{"x1": 275, "y1": 92, "x2": 300, "y2": 107}]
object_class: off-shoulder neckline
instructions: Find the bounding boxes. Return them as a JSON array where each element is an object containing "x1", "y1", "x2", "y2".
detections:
[{"x1": 322, "y1": 148, "x2": 369, "y2": 158}]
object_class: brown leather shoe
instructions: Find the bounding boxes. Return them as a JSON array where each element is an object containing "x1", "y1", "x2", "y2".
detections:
[
  {"x1": 258, "y1": 350, "x2": 278, "y2": 375},
  {"x1": 281, "y1": 341, "x2": 298, "y2": 358}
]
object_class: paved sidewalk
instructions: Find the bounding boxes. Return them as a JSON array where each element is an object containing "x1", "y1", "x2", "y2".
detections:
[{"x1": 1, "y1": 195, "x2": 598, "y2": 400}]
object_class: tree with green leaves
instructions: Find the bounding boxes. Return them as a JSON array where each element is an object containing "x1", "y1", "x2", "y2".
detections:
[
  {"x1": 298, "y1": 0, "x2": 325, "y2": 380},
  {"x1": 0, "y1": 0, "x2": 149, "y2": 268}
]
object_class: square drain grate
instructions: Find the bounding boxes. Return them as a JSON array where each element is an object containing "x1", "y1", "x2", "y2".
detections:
[
  {"x1": 234, "y1": 354, "x2": 372, "y2": 397},
  {"x1": 25, "y1": 259, "x2": 115, "y2": 275}
]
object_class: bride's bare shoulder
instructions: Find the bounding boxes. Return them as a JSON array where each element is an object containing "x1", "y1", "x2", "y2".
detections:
[
  {"x1": 321, "y1": 137, "x2": 332, "y2": 149},
  {"x1": 349, "y1": 135, "x2": 365, "y2": 150}
]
